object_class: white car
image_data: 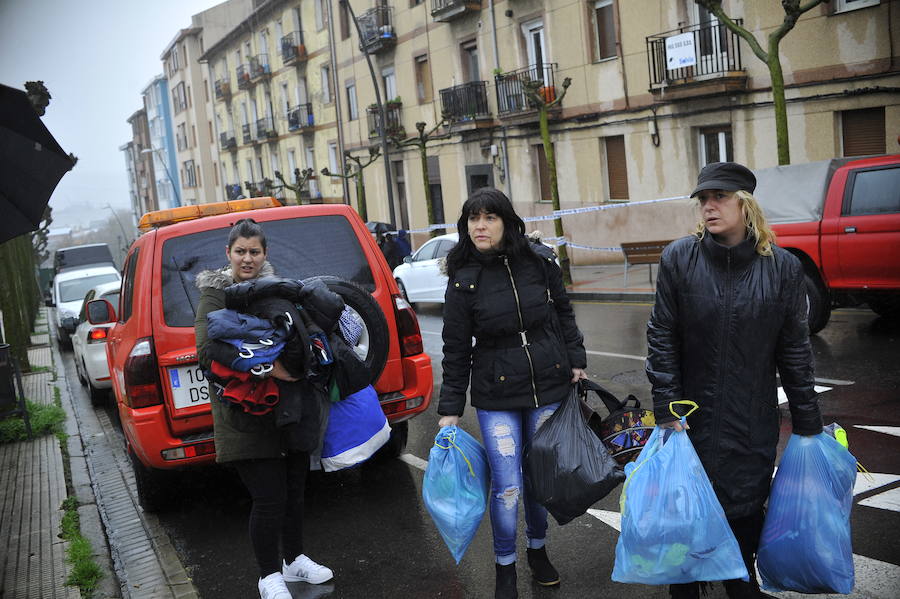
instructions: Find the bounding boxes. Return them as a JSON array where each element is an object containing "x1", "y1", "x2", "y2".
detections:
[
  {"x1": 393, "y1": 233, "x2": 458, "y2": 304},
  {"x1": 49, "y1": 265, "x2": 120, "y2": 346},
  {"x1": 71, "y1": 281, "x2": 121, "y2": 402}
]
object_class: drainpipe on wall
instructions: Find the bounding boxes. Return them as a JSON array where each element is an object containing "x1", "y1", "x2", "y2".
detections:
[
  {"x1": 489, "y1": 0, "x2": 512, "y2": 199},
  {"x1": 326, "y1": 0, "x2": 351, "y2": 203}
]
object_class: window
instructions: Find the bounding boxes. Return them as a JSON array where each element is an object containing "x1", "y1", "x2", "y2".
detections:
[
  {"x1": 603, "y1": 135, "x2": 629, "y2": 201},
  {"x1": 328, "y1": 142, "x2": 340, "y2": 176},
  {"x1": 414, "y1": 55, "x2": 432, "y2": 103},
  {"x1": 305, "y1": 146, "x2": 318, "y2": 196},
  {"x1": 339, "y1": 3, "x2": 350, "y2": 39},
  {"x1": 533, "y1": 144, "x2": 553, "y2": 203},
  {"x1": 288, "y1": 149, "x2": 297, "y2": 177},
  {"x1": 346, "y1": 82, "x2": 358, "y2": 120},
  {"x1": 120, "y1": 248, "x2": 139, "y2": 322},
  {"x1": 699, "y1": 126, "x2": 733, "y2": 165},
  {"x1": 172, "y1": 82, "x2": 187, "y2": 113},
  {"x1": 427, "y1": 155, "x2": 445, "y2": 226},
  {"x1": 183, "y1": 160, "x2": 197, "y2": 187},
  {"x1": 844, "y1": 167, "x2": 900, "y2": 216},
  {"x1": 842, "y1": 107, "x2": 885, "y2": 156},
  {"x1": 315, "y1": 0, "x2": 325, "y2": 30},
  {"x1": 382, "y1": 67, "x2": 397, "y2": 100},
  {"x1": 203, "y1": 79, "x2": 209, "y2": 102},
  {"x1": 834, "y1": 0, "x2": 879, "y2": 12},
  {"x1": 393, "y1": 160, "x2": 409, "y2": 229},
  {"x1": 594, "y1": 0, "x2": 617, "y2": 60},
  {"x1": 321, "y1": 65, "x2": 332, "y2": 103},
  {"x1": 461, "y1": 41, "x2": 479, "y2": 82},
  {"x1": 176, "y1": 123, "x2": 188, "y2": 151},
  {"x1": 168, "y1": 45, "x2": 180, "y2": 76}
]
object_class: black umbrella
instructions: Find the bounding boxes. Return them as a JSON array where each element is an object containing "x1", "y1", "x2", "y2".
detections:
[
  {"x1": 366, "y1": 221, "x2": 394, "y2": 235},
  {"x1": 0, "y1": 84, "x2": 74, "y2": 245}
]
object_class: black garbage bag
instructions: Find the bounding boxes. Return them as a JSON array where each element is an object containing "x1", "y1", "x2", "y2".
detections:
[{"x1": 524, "y1": 385, "x2": 626, "y2": 525}]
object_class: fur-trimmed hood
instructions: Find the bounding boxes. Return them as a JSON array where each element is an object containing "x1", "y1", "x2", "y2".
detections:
[{"x1": 195, "y1": 261, "x2": 275, "y2": 290}]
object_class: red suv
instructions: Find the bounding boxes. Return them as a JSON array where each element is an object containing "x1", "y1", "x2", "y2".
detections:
[{"x1": 88, "y1": 199, "x2": 432, "y2": 510}]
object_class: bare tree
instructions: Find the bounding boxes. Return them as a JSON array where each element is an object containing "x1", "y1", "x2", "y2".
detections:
[
  {"x1": 272, "y1": 168, "x2": 315, "y2": 205},
  {"x1": 695, "y1": 0, "x2": 829, "y2": 165},
  {"x1": 392, "y1": 118, "x2": 450, "y2": 237},
  {"x1": 321, "y1": 147, "x2": 381, "y2": 221}
]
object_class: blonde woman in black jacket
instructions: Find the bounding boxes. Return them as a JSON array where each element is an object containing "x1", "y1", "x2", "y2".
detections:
[
  {"x1": 647, "y1": 163, "x2": 823, "y2": 599},
  {"x1": 437, "y1": 188, "x2": 587, "y2": 599}
]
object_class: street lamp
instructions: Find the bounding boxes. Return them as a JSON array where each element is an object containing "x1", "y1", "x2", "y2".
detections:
[{"x1": 140, "y1": 147, "x2": 180, "y2": 208}]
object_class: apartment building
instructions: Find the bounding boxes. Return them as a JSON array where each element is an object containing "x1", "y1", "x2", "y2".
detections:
[
  {"x1": 201, "y1": 0, "x2": 344, "y2": 204},
  {"x1": 160, "y1": 0, "x2": 254, "y2": 206},
  {"x1": 331, "y1": 0, "x2": 898, "y2": 260},
  {"x1": 141, "y1": 75, "x2": 182, "y2": 210},
  {"x1": 124, "y1": 108, "x2": 158, "y2": 217}
]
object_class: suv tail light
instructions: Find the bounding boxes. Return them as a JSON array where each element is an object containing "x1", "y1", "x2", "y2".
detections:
[
  {"x1": 393, "y1": 295, "x2": 423, "y2": 356},
  {"x1": 87, "y1": 327, "x2": 109, "y2": 343},
  {"x1": 124, "y1": 337, "x2": 163, "y2": 408}
]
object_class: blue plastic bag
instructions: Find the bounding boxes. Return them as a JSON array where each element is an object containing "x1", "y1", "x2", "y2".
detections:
[
  {"x1": 422, "y1": 426, "x2": 490, "y2": 564},
  {"x1": 758, "y1": 433, "x2": 856, "y2": 594},
  {"x1": 612, "y1": 426, "x2": 748, "y2": 584},
  {"x1": 320, "y1": 385, "x2": 390, "y2": 472}
]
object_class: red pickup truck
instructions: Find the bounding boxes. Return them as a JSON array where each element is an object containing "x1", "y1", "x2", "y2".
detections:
[{"x1": 753, "y1": 154, "x2": 900, "y2": 334}]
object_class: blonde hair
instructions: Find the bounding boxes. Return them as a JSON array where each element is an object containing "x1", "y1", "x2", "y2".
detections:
[{"x1": 694, "y1": 190, "x2": 776, "y2": 256}]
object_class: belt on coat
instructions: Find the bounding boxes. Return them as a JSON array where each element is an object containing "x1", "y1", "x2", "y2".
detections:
[{"x1": 475, "y1": 328, "x2": 550, "y2": 349}]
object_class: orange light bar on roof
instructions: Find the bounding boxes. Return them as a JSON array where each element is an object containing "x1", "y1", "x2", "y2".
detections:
[{"x1": 137, "y1": 197, "x2": 282, "y2": 232}]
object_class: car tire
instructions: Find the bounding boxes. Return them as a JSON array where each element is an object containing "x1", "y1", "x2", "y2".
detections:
[
  {"x1": 76, "y1": 356, "x2": 87, "y2": 386},
  {"x1": 375, "y1": 421, "x2": 408, "y2": 460},
  {"x1": 85, "y1": 361, "x2": 106, "y2": 405},
  {"x1": 868, "y1": 295, "x2": 900, "y2": 319},
  {"x1": 129, "y1": 450, "x2": 171, "y2": 513},
  {"x1": 306, "y1": 276, "x2": 390, "y2": 383},
  {"x1": 804, "y1": 272, "x2": 831, "y2": 335}
]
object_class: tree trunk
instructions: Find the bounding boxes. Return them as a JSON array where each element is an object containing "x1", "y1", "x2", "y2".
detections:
[
  {"x1": 768, "y1": 39, "x2": 790, "y2": 165},
  {"x1": 419, "y1": 142, "x2": 438, "y2": 238},
  {"x1": 539, "y1": 105, "x2": 571, "y2": 285},
  {"x1": 356, "y1": 172, "x2": 368, "y2": 223}
]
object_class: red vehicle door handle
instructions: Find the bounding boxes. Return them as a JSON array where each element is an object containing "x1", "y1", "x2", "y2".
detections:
[{"x1": 844, "y1": 226, "x2": 857, "y2": 233}]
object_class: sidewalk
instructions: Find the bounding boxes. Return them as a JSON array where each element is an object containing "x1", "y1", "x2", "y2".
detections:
[{"x1": 567, "y1": 261, "x2": 658, "y2": 302}]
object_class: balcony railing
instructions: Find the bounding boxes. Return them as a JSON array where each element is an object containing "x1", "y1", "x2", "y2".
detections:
[
  {"x1": 440, "y1": 81, "x2": 490, "y2": 122},
  {"x1": 358, "y1": 6, "x2": 396, "y2": 54},
  {"x1": 250, "y1": 54, "x2": 271, "y2": 80},
  {"x1": 431, "y1": 0, "x2": 481, "y2": 22},
  {"x1": 494, "y1": 63, "x2": 558, "y2": 116},
  {"x1": 214, "y1": 79, "x2": 231, "y2": 101},
  {"x1": 281, "y1": 31, "x2": 307, "y2": 65},
  {"x1": 236, "y1": 64, "x2": 251, "y2": 89},
  {"x1": 287, "y1": 103, "x2": 314, "y2": 131},
  {"x1": 241, "y1": 123, "x2": 253, "y2": 144},
  {"x1": 255, "y1": 116, "x2": 277, "y2": 140},
  {"x1": 646, "y1": 20, "x2": 744, "y2": 88},
  {"x1": 367, "y1": 103, "x2": 404, "y2": 140},
  {"x1": 220, "y1": 131, "x2": 237, "y2": 150},
  {"x1": 225, "y1": 183, "x2": 242, "y2": 201}
]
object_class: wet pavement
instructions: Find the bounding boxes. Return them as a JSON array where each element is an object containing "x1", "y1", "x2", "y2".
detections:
[{"x1": 62, "y1": 301, "x2": 900, "y2": 599}]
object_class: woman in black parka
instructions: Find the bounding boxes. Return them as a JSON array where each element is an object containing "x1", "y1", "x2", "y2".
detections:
[
  {"x1": 646, "y1": 163, "x2": 823, "y2": 599},
  {"x1": 437, "y1": 188, "x2": 587, "y2": 599}
]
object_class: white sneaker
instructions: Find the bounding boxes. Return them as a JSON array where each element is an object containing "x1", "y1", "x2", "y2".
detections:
[
  {"x1": 282, "y1": 553, "x2": 334, "y2": 584},
  {"x1": 258, "y1": 572, "x2": 292, "y2": 599}
]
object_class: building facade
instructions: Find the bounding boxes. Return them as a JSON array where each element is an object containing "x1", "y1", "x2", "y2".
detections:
[
  {"x1": 141, "y1": 75, "x2": 182, "y2": 209},
  {"x1": 124, "y1": 108, "x2": 158, "y2": 218}
]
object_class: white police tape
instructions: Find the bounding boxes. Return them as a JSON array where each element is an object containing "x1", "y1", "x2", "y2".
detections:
[{"x1": 551, "y1": 195, "x2": 688, "y2": 217}]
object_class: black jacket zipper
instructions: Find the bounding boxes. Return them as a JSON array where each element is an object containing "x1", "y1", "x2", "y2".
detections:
[{"x1": 503, "y1": 256, "x2": 540, "y2": 407}]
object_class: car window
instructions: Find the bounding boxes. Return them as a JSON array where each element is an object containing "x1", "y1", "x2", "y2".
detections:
[
  {"x1": 161, "y1": 214, "x2": 376, "y2": 327},
  {"x1": 845, "y1": 166, "x2": 900, "y2": 216},
  {"x1": 102, "y1": 291, "x2": 121, "y2": 310},
  {"x1": 434, "y1": 240, "x2": 455, "y2": 260},
  {"x1": 414, "y1": 240, "x2": 438, "y2": 261},
  {"x1": 78, "y1": 290, "x2": 95, "y2": 320},
  {"x1": 59, "y1": 274, "x2": 120, "y2": 303},
  {"x1": 121, "y1": 249, "x2": 139, "y2": 323}
]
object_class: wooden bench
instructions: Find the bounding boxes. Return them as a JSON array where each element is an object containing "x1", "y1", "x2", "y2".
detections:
[{"x1": 620, "y1": 240, "x2": 674, "y2": 287}]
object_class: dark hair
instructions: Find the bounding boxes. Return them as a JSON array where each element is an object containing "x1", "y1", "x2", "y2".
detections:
[
  {"x1": 227, "y1": 218, "x2": 267, "y2": 251},
  {"x1": 446, "y1": 187, "x2": 529, "y2": 277}
]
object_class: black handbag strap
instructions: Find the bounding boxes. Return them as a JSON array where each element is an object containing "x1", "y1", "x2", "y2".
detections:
[{"x1": 577, "y1": 379, "x2": 640, "y2": 414}]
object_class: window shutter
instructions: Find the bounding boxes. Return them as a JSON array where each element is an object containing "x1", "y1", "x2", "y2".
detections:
[
  {"x1": 843, "y1": 107, "x2": 885, "y2": 156},
  {"x1": 605, "y1": 135, "x2": 629, "y2": 200}
]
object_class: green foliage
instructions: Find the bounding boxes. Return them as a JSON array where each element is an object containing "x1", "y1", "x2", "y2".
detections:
[
  {"x1": 0, "y1": 400, "x2": 65, "y2": 443},
  {"x1": 59, "y1": 496, "x2": 103, "y2": 595}
]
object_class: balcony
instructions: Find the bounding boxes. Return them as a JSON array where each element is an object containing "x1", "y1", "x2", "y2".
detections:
[
  {"x1": 281, "y1": 31, "x2": 307, "y2": 66},
  {"x1": 241, "y1": 123, "x2": 253, "y2": 145},
  {"x1": 495, "y1": 63, "x2": 559, "y2": 118},
  {"x1": 367, "y1": 102, "x2": 404, "y2": 140},
  {"x1": 431, "y1": 0, "x2": 481, "y2": 22},
  {"x1": 287, "y1": 103, "x2": 315, "y2": 132},
  {"x1": 236, "y1": 64, "x2": 252, "y2": 90},
  {"x1": 250, "y1": 54, "x2": 271, "y2": 81},
  {"x1": 214, "y1": 79, "x2": 231, "y2": 101},
  {"x1": 219, "y1": 131, "x2": 237, "y2": 151},
  {"x1": 646, "y1": 20, "x2": 746, "y2": 100},
  {"x1": 255, "y1": 116, "x2": 277, "y2": 140},
  {"x1": 358, "y1": 6, "x2": 396, "y2": 54},
  {"x1": 439, "y1": 81, "x2": 491, "y2": 126}
]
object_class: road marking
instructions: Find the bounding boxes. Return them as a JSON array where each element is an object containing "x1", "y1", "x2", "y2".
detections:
[
  {"x1": 777, "y1": 385, "x2": 831, "y2": 405},
  {"x1": 853, "y1": 472, "x2": 900, "y2": 497},
  {"x1": 420, "y1": 329, "x2": 442, "y2": 336},
  {"x1": 859, "y1": 486, "x2": 900, "y2": 512},
  {"x1": 585, "y1": 349, "x2": 646, "y2": 361},
  {"x1": 586, "y1": 509, "x2": 621, "y2": 531},
  {"x1": 854, "y1": 425, "x2": 900, "y2": 438},
  {"x1": 768, "y1": 554, "x2": 900, "y2": 599},
  {"x1": 814, "y1": 377, "x2": 855, "y2": 386},
  {"x1": 398, "y1": 452, "x2": 428, "y2": 471}
]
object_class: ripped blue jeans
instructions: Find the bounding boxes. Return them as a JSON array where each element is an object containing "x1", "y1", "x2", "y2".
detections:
[{"x1": 476, "y1": 403, "x2": 560, "y2": 565}]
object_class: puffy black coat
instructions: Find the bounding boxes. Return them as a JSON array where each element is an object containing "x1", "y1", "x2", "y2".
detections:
[
  {"x1": 439, "y1": 243, "x2": 586, "y2": 416},
  {"x1": 646, "y1": 234, "x2": 822, "y2": 518}
]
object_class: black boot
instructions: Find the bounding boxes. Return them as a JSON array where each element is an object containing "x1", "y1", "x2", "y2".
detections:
[
  {"x1": 495, "y1": 563, "x2": 518, "y2": 599},
  {"x1": 526, "y1": 547, "x2": 560, "y2": 586}
]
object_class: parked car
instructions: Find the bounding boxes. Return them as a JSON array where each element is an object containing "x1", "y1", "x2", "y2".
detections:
[
  {"x1": 47, "y1": 265, "x2": 121, "y2": 346},
  {"x1": 71, "y1": 281, "x2": 121, "y2": 403},
  {"x1": 392, "y1": 233, "x2": 458, "y2": 304},
  {"x1": 88, "y1": 198, "x2": 432, "y2": 511},
  {"x1": 754, "y1": 154, "x2": 900, "y2": 333},
  {"x1": 53, "y1": 243, "x2": 115, "y2": 274}
]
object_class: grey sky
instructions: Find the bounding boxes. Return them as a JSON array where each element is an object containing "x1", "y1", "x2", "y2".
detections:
[{"x1": 0, "y1": 0, "x2": 221, "y2": 229}]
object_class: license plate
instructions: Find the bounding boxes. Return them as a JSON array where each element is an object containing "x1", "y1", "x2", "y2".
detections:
[{"x1": 168, "y1": 365, "x2": 210, "y2": 409}]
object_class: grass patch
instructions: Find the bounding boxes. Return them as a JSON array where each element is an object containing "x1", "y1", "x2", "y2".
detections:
[
  {"x1": 59, "y1": 496, "x2": 103, "y2": 596},
  {"x1": 29, "y1": 365, "x2": 52, "y2": 374},
  {"x1": 0, "y1": 400, "x2": 65, "y2": 443}
]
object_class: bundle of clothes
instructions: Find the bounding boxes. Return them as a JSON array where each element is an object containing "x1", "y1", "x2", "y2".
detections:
[{"x1": 205, "y1": 276, "x2": 388, "y2": 467}]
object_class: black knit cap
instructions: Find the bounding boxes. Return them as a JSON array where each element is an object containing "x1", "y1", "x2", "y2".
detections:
[{"x1": 690, "y1": 162, "x2": 757, "y2": 197}]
